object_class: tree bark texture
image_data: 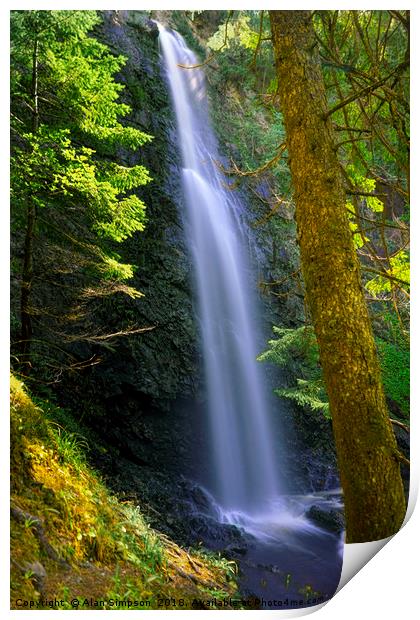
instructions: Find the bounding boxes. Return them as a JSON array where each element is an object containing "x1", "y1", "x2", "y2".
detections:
[{"x1": 270, "y1": 10, "x2": 406, "y2": 542}]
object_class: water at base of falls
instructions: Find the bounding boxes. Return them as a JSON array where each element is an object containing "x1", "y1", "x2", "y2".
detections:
[
  {"x1": 184, "y1": 483, "x2": 344, "y2": 607},
  {"x1": 157, "y1": 22, "x2": 343, "y2": 606}
]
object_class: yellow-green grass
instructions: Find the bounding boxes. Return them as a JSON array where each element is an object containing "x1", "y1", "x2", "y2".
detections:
[{"x1": 10, "y1": 375, "x2": 238, "y2": 609}]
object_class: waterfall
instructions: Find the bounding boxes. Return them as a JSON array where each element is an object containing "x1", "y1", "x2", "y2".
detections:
[{"x1": 157, "y1": 25, "x2": 282, "y2": 515}]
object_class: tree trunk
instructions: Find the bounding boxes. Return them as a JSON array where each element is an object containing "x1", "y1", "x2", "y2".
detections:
[
  {"x1": 31, "y1": 37, "x2": 39, "y2": 133},
  {"x1": 270, "y1": 10, "x2": 406, "y2": 542},
  {"x1": 20, "y1": 37, "x2": 39, "y2": 367},
  {"x1": 20, "y1": 201, "x2": 35, "y2": 366}
]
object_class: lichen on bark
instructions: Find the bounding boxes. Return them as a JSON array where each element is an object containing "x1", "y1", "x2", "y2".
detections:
[{"x1": 270, "y1": 10, "x2": 406, "y2": 543}]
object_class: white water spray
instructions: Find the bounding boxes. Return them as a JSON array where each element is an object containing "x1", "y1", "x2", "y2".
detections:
[{"x1": 157, "y1": 25, "x2": 281, "y2": 514}]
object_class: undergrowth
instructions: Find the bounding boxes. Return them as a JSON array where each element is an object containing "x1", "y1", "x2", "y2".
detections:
[
  {"x1": 10, "y1": 375, "x2": 238, "y2": 609},
  {"x1": 258, "y1": 325, "x2": 410, "y2": 422}
]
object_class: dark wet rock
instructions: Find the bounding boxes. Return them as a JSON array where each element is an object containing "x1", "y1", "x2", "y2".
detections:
[
  {"x1": 189, "y1": 485, "x2": 214, "y2": 511},
  {"x1": 393, "y1": 423, "x2": 410, "y2": 501},
  {"x1": 224, "y1": 542, "x2": 248, "y2": 557},
  {"x1": 24, "y1": 561, "x2": 47, "y2": 592},
  {"x1": 305, "y1": 505, "x2": 345, "y2": 535},
  {"x1": 186, "y1": 514, "x2": 243, "y2": 547}
]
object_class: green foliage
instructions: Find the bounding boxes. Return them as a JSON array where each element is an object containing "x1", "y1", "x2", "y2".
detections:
[
  {"x1": 347, "y1": 213, "x2": 366, "y2": 249},
  {"x1": 257, "y1": 327, "x2": 330, "y2": 417},
  {"x1": 345, "y1": 165, "x2": 385, "y2": 249},
  {"x1": 380, "y1": 309, "x2": 408, "y2": 348},
  {"x1": 12, "y1": 128, "x2": 149, "y2": 247},
  {"x1": 312, "y1": 10, "x2": 409, "y2": 330},
  {"x1": 205, "y1": 11, "x2": 275, "y2": 96},
  {"x1": 314, "y1": 10, "x2": 409, "y2": 183},
  {"x1": 259, "y1": 325, "x2": 409, "y2": 421},
  {"x1": 376, "y1": 337, "x2": 409, "y2": 416},
  {"x1": 10, "y1": 9, "x2": 153, "y2": 370},
  {"x1": 258, "y1": 326, "x2": 319, "y2": 371},
  {"x1": 99, "y1": 254, "x2": 136, "y2": 283},
  {"x1": 276, "y1": 379, "x2": 330, "y2": 417},
  {"x1": 366, "y1": 250, "x2": 410, "y2": 296},
  {"x1": 207, "y1": 14, "x2": 261, "y2": 51},
  {"x1": 11, "y1": 376, "x2": 239, "y2": 609},
  {"x1": 346, "y1": 165, "x2": 384, "y2": 213}
]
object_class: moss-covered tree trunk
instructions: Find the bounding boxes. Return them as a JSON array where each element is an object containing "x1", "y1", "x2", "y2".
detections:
[{"x1": 270, "y1": 10, "x2": 406, "y2": 542}]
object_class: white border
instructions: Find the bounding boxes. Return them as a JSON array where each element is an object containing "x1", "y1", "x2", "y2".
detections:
[{"x1": 2, "y1": 2, "x2": 418, "y2": 618}]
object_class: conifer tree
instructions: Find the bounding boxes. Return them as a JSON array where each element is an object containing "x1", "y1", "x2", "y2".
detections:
[
  {"x1": 11, "y1": 10, "x2": 152, "y2": 372},
  {"x1": 270, "y1": 10, "x2": 406, "y2": 542}
]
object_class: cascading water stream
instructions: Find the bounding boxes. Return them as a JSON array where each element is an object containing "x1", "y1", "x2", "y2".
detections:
[
  {"x1": 157, "y1": 25, "x2": 281, "y2": 516},
  {"x1": 156, "y1": 24, "x2": 344, "y2": 606}
]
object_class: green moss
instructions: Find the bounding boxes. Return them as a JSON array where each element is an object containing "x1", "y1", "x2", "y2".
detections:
[
  {"x1": 10, "y1": 376, "x2": 238, "y2": 609},
  {"x1": 376, "y1": 337, "x2": 409, "y2": 417}
]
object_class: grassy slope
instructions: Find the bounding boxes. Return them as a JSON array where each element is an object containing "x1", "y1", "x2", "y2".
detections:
[{"x1": 10, "y1": 375, "x2": 238, "y2": 610}]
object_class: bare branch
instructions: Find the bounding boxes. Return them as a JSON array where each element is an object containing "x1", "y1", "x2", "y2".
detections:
[
  {"x1": 390, "y1": 418, "x2": 409, "y2": 433},
  {"x1": 219, "y1": 143, "x2": 287, "y2": 178},
  {"x1": 324, "y1": 61, "x2": 409, "y2": 119},
  {"x1": 362, "y1": 266, "x2": 409, "y2": 289}
]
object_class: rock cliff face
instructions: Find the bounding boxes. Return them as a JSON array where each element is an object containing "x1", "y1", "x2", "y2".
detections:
[
  {"x1": 50, "y1": 11, "x2": 208, "y2": 489},
  {"x1": 91, "y1": 11, "x2": 200, "y2": 406}
]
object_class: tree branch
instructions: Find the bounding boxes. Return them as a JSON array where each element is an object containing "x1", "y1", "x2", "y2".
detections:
[
  {"x1": 362, "y1": 266, "x2": 409, "y2": 289},
  {"x1": 390, "y1": 418, "x2": 409, "y2": 433},
  {"x1": 324, "y1": 61, "x2": 409, "y2": 119},
  {"x1": 220, "y1": 143, "x2": 287, "y2": 177},
  {"x1": 250, "y1": 11, "x2": 265, "y2": 69}
]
